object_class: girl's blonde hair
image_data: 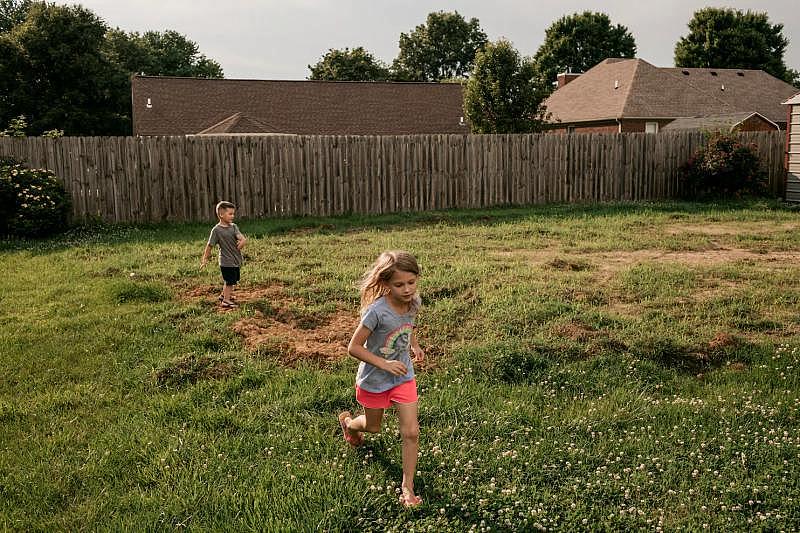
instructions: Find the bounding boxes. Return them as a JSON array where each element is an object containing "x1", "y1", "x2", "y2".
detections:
[{"x1": 359, "y1": 250, "x2": 421, "y2": 311}]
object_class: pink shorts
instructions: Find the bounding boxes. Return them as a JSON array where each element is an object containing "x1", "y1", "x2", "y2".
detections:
[{"x1": 356, "y1": 379, "x2": 418, "y2": 409}]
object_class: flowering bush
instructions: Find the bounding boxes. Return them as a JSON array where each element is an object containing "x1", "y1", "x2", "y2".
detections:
[
  {"x1": 1, "y1": 157, "x2": 71, "y2": 237},
  {"x1": 679, "y1": 132, "x2": 768, "y2": 199}
]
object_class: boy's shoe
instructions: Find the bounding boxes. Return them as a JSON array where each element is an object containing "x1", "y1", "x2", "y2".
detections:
[{"x1": 220, "y1": 300, "x2": 238, "y2": 309}]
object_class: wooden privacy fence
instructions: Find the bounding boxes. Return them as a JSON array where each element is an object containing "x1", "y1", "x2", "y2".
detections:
[{"x1": 0, "y1": 131, "x2": 786, "y2": 223}]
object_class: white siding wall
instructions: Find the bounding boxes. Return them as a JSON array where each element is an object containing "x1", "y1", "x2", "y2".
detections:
[{"x1": 788, "y1": 107, "x2": 800, "y2": 201}]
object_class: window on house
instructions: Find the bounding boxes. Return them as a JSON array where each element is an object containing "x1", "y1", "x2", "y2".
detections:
[{"x1": 645, "y1": 122, "x2": 659, "y2": 134}]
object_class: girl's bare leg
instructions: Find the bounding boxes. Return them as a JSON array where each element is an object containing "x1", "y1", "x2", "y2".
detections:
[
  {"x1": 395, "y1": 401, "x2": 421, "y2": 506},
  {"x1": 345, "y1": 408, "x2": 384, "y2": 440}
]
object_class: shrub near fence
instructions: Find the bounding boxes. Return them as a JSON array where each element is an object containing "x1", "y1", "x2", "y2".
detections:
[{"x1": 0, "y1": 131, "x2": 785, "y2": 223}]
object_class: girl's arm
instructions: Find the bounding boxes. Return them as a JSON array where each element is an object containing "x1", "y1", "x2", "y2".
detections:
[
  {"x1": 348, "y1": 324, "x2": 407, "y2": 376},
  {"x1": 410, "y1": 330, "x2": 425, "y2": 362}
]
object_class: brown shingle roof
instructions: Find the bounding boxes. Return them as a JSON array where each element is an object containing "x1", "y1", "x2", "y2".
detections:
[
  {"x1": 196, "y1": 112, "x2": 278, "y2": 134},
  {"x1": 660, "y1": 112, "x2": 777, "y2": 131},
  {"x1": 131, "y1": 76, "x2": 467, "y2": 135},
  {"x1": 544, "y1": 59, "x2": 797, "y2": 125}
]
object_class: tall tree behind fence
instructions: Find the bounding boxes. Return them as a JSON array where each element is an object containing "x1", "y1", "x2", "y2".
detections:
[{"x1": 0, "y1": 131, "x2": 785, "y2": 223}]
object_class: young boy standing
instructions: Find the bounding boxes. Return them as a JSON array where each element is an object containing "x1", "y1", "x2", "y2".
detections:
[{"x1": 200, "y1": 201, "x2": 246, "y2": 308}]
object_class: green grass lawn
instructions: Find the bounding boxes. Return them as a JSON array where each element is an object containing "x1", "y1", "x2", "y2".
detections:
[{"x1": 2, "y1": 199, "x2": 799, "y2": 531}]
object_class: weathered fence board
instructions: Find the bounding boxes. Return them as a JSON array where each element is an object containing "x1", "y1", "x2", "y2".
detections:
[{"x1": 0, "y1": 131, "x2": 786, "y2": 223}]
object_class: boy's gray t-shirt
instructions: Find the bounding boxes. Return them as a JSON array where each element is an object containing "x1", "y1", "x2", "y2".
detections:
[
  {"x1": 356, "y1": 296, "x2": 417, "y2": 393},
  {"x1": 207, "y1": 223, "x2": 243, "y2": 267}
]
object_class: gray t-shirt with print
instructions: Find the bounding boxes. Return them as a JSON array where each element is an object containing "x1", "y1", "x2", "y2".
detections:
[
  {"x1": 207, "y1": 223, "x2": 243, "y2": 267},
  {"x1": 355, "y1": 296, "x2": 417, "y2": 393}
]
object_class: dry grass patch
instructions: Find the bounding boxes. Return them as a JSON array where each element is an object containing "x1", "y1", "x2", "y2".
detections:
[
  {"x1": 664, "y1": 222, "x2": 800, "y2": 236},
  {"x1": 495, "y1": 248, "x2": 800, "y2": 288}
]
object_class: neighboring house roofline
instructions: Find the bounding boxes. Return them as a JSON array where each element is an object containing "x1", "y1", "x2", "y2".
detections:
[
  {"x1": 543, "y1": 58, "x2": 795, "y2": 125},
  {"x1": 783, "y1": 92, "x2": 800, "y2": 105},
  {"x1": 552, "y1": 116, "x2": 683, "y2": 123},
  {"x1": 131, "y1": 74, "x2": 463, "y2": 86},
  {"x1": 660, "y1": 111, "x2": 779, "y2": 132},
  {"x1": 743, "y1": 112, "x2": 780, "y2": 130},
  {"x1": 131, "y1": 76, "x2": 467, "y2": 136}
]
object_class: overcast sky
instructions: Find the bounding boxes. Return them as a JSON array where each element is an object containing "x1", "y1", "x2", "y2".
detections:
[{"x1": 60, "y1": 0, "x2": 800, "y2": 80}]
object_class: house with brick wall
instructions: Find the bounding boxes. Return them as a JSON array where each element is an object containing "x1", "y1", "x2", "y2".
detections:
[
  {"x1": 543, "y1": 58, "x2": 797, "y2": 133},
  {"x1": 131, "y1": 76, "x2": 468, "y2": 136}
]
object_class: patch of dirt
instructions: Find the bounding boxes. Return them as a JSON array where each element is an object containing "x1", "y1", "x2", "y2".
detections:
[
  {"x1": 554, "y1": 322, "x2": 601, "y2": 342},
  {"x1": 707, "y1": 331, "x2": 739, "y2": 351},
  {"x1": 182, "y1": 282, "x2": 355, "y2": 365},
  {"x1": 181, "y1": 281, "x2": 437, "y2": 369},
  {"x1": 232, "y1": 309, "x2": 357, "y2": 366}
]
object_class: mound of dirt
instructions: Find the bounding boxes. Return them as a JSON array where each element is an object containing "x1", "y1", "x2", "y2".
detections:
[
  {"x1": 707, "y1": 331, "x2": 739, "y2": 351},
  {"x1": 232, "y1": 310, "x2": 358, "y2": 366},
  {"x1": 181, "y1": 282, "x2": 437, "y2": 369},
  {"x1": 554, "y1": 321, "x2": 601, "y2": 342},
  {"x1": 181, "y1": 282, "x2": 357, "y2": 365}
]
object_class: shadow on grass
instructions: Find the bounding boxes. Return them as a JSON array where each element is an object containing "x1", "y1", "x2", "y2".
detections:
[
  {"x1": 631, "y1": 332, "x2": 758, "y2": 375},
  {"x1": 2, "y1": 198, "x2": 791, "y2": 254},
  {"x1": 153, "y1": 353, "x2": 240, "y2": 388}
]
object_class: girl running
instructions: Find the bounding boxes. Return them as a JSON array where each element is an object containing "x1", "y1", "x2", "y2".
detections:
[{"x1": 339, "y1": 250, "x2": 425, "y2": 507}]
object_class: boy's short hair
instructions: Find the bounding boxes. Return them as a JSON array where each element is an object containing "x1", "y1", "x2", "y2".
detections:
[{"x1": 215, "y1": 201, "x2": 235, "y2": 216}]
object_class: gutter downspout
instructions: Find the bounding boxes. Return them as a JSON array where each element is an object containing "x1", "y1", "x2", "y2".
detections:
[{"x1": 615, "y1": 118, "x2": 622, "y2": 133}]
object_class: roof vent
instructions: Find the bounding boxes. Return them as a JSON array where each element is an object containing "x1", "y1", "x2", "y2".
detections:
[
  {"x1": 459, "y1": 116, "x2": 465, "y2": 126},
  {"x1": 710, "y1": 71, "x2": 718, "y2": 76},
  {"x1": 682, "y1": 70, "x2": 690, "y2": 75},
  {"x1": 614, "y1": 79, "x2": 619, "y2": 89},
  {"x1": 721, "y1": 84, "x2": 725, "y2": 91},
  {"x1": 146, "y1": 97, "x2": 153, "y2": 109},
  {"x1": 737, "y1": 71, "x2": 744, "y2": 76}
]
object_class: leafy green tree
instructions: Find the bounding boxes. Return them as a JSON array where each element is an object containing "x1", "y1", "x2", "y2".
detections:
[
  {"x1": 103, "y1": 29, "x2": 223, "y2": 134},
  {"x1": 392, "y1": 11, "x2": 487, "y2": 81},
  {"x1": 675, "y1": 8, "x2": 797, "y2": 85},
  {"x1": 0, "y1": 0, "x2": 30, "y2": 32},
  {"x1": 464, "y1": 39, "x2": 549, "y2": 134},
  {"x1": 0, "y1": 2, "x2": 126, "y2": 135},
  {"x1": 533, "y1": 11, "x2": 636, "y2": 91},
  {"x1": 0, "y1": 31, "x2": 25, "y2": 120},
  {"x1": 0, "y1": 1, "x2": 224, "y2": 136},
  {"x1": 308, "y1": 47, "x2": 390, "y2": 81},
  {"x1": 105, "y1": 28, "x2": 223, "y2": 78}
]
